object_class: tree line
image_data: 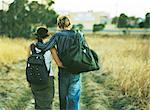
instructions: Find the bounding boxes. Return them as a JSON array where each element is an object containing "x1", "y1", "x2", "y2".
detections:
[
  {"x1": 0, "y1": 0, "x2": 58, "y2": 38},
  {"x1": 112, "y1": 13, "x2": 150, "y2": 28},
  {"x1": 93, "y1": 13, "x2": 150, "y2": 32}
]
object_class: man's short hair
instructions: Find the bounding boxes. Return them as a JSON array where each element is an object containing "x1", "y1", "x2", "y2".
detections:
[{"x1": 57, "y1": 16, "x2": 71, "y2": 29}]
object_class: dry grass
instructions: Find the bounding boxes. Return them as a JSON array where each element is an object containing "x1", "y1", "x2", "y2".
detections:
[
  {"x1": 0, "y1": 37, "x2": 31, "y2": 65},
  {"x1": 0, "y1": 37, "x2": 32, "y2": 109},
  {"x1": 85, "y1": 34, "x2": 150, "y2": 109}
]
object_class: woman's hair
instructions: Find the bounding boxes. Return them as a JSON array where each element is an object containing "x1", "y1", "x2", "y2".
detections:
[
  {"x1": 34, "y1": 27, "x2": 49, "y2": 43},
  {"x1": 36, "y1": 37, "x2": 43, "y2": 43},
  {"x1": 57, "y1": 16, "x2": 71, "y2": 29}
]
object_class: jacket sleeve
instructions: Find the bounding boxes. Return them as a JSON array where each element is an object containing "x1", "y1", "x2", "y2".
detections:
[{"x1": 36, "y1": 34, "x2": 58, "y2": 52}]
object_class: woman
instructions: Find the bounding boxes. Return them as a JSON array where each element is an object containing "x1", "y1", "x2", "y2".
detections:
[
  {"x1": 36, "y1": 16, "x2": 85, "y2": 110},
  {"x1": 28, "y1": 27, "x2": 63, "y2": 110}
]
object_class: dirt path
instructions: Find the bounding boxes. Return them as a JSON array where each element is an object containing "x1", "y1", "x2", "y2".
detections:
[
  {"x1": 24, "y1": 71, "x2": 114, "y2": 110},
  {"x1": 25, "y1": 77, "x2": 87, "y2": 110},
  {"x1": 19, "y1": 62, "x2": 111, "y2": 110},
  {"x1": 0, "y1": 61, "x2": 124, "y2": 110}
]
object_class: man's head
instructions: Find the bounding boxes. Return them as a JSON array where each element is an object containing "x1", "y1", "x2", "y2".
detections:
[{"x1": 57, "y1": 16, "x2": 71, "y2": 29}]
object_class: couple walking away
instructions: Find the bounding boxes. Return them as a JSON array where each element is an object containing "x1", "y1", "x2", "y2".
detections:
[
  {"x1": 27, "y1": 16, "x2": 82, "y2": 110},
  {"x1": 26, "y1": 15, "x2": 99, "y2": 110}
]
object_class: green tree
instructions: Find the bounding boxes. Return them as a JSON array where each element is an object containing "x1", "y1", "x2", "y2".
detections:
[
  {"x1": 0, "y1": 10, "x2": 7, "y2": 35},
  {"x1": 6, "y1": 0, "x2": 30, "y2": 37},
  {"x1": 145, "y1": 13, "x2": 150, "y2": 28},
  {"x1": 0, "y1": 0, "x2": 58, "y2": 38},
  {"x1": 128, "y1": 16, "x2": 139, "y2": 28},
  {"x1": 117, "y1": 13, "x2": 128, "y2": 28},
  {"x1": 28, "y1": 1, "x2": 58, "y2": 27},
  {"x1": 77, "y1": 24, "x2": 84, "y2": 31},
  {"x1": 93, "y1": 24, "x2": 105, "y2": 32},
  {"x1": 139, "y1": 22, "x2": 145, "y2": 28},
  {"x1": 71, "y1": 24, "x2": 84, "y2": 31},
  {"x1": 111, "y1": 16, "x2": 118, "y2": 24}
]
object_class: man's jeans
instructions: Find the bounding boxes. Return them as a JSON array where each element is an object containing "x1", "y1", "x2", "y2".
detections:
[{"x1": 59, "y1": 72, "x2": 80, "y2": 110}]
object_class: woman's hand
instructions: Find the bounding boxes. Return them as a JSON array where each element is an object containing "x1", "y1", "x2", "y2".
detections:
[
  {"x1": 58, "y1": 62, "x2": 65, "y2": 68},
  {"x1": 50, "y1": 47, "x2": 64, "y2": 68}
]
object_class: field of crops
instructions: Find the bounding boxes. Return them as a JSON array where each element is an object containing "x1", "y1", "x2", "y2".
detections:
[{"x1": 0, "y1": 34, "x2": 149, "y2": 110}]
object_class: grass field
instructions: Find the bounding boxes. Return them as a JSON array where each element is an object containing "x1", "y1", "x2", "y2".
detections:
[{"x1": 0, "y1": 34, "x2": 149, "y2": 110}]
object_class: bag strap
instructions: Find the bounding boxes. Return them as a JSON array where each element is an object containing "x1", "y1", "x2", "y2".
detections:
[
  {"x1": 75, "y1": 31, "x2": 89, "y2": 50},
  {"x1": 30, "y1": 43, "x2": 36, "y2": 54},
  {"x1": 30, "y1": 43, "x2": 45, "y2": 55}
]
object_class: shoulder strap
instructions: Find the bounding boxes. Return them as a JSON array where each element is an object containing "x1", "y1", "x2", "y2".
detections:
[
  {"x1": 30, "y1": 43, "x2": 45, "y2": 55},
  {"x1": 75, "y1": 31, "x2": 89, "y2": 47},
  {"x1": 30, "y1": 43, "x2": 36, "y2": 54}
]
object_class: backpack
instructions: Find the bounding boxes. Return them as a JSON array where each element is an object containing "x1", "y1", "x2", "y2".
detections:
[
  {"x1": 60, "y1": 31, "x2": 100, "y2": 73},
  {"x1": 26, "y1": 44, "x2": 49, "y2": 85}
]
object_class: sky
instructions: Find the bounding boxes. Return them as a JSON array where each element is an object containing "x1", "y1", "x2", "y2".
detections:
[{"x1": 0, "y1": 0, "x2": 150, "y2": 18}]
